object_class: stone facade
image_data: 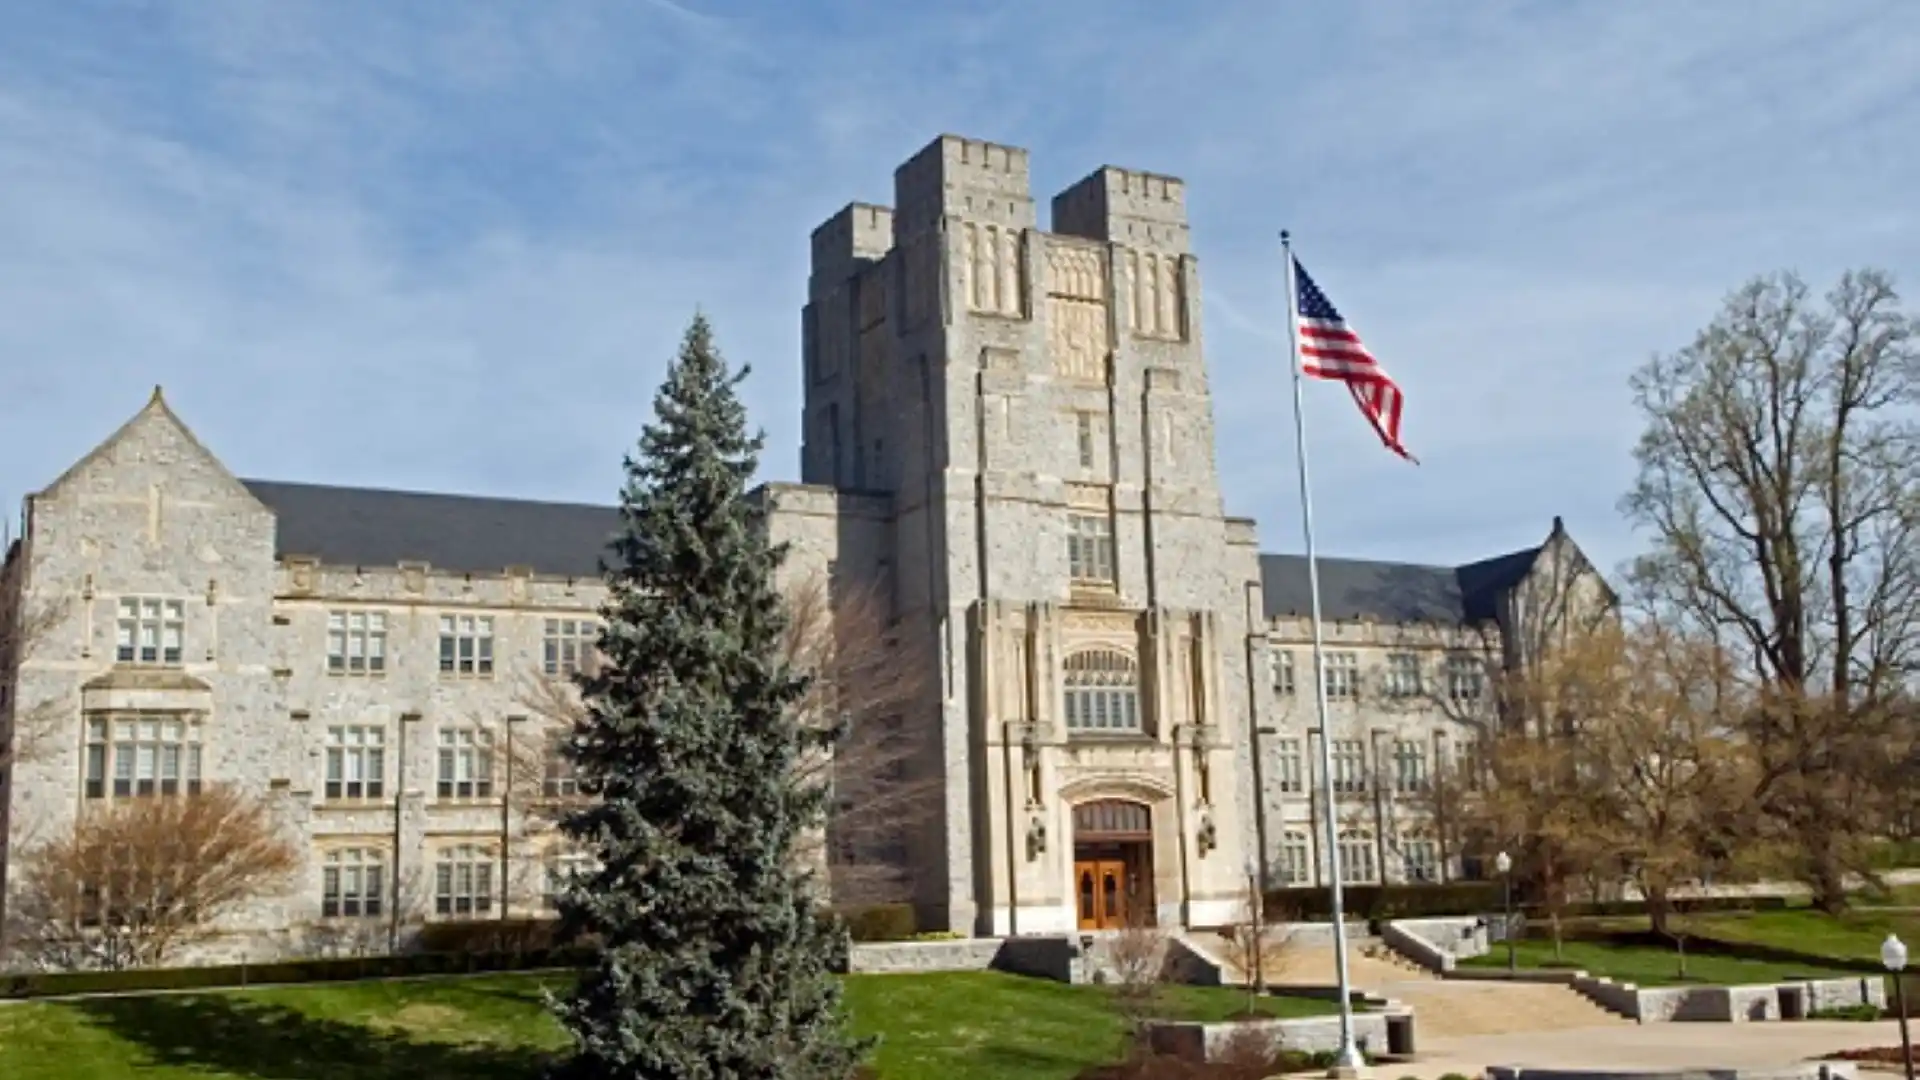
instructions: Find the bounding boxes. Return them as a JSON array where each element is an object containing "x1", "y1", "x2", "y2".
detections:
[{"x1": 0, "y1": 133, "x2": 1605, "y2": 965}]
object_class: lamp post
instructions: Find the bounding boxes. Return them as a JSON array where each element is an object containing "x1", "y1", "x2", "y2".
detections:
[
  {"x1": 1884, "y1": 933, "x2": 1914, "y2": 1080},
  {"x1": 1495, "y1": 850, "x2": 1515, "y2": 975},
  {"x1": 1244, "y1": 857, "x2": 1266, "y2": 996}
]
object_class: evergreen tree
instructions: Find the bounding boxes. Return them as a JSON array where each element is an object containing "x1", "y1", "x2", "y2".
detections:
[{"x1": 549, "y1": 315, "x2": 868, "y2": 1080}]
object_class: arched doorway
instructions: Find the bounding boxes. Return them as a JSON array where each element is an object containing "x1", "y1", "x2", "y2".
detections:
[{"x1": 1073, "y1": 799, "x2": 1155, "y2": 930}]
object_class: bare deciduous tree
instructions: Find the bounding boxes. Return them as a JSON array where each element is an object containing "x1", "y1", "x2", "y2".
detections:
[
  {"x1": 512, "y1": 572, "x2": 938, "y2": 912},
  {"x1": 0, "y1": 577, "x2": 74, "y2": 773},
  {"x1": 12, "y1": 785, "x2": 300, "y2": 969},
  {"x1": 1622, "y1": 269, "x2": 1920, "y2": 912}
]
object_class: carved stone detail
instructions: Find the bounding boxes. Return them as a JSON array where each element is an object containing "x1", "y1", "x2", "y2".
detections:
[
  {"x1": 1049, "y1": 298, "x2": 1109, "y2": 381},
  {"x1": 1124, "y1": 248, "x2": 1186, "y2": 341},
  {"x1": 961, "y1": 222, "x2": 1025, "y2": 317},
  {"x1": 1046, "y1": 241, "x2": 1107, "y2": 303}
]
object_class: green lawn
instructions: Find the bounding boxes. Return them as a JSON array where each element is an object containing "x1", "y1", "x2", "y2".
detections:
[
  {"x1": 0, "y1": 970, "x2": 1339, "y2": 1080},
  {"x1": 1457, "y1": 937, "x2": 1858, "y2": 986},
  {"x1": 1458, "y1": 904, "x2": 1920, "y2": 986}
]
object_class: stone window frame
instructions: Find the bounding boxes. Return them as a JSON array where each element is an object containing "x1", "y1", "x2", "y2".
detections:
[
  {"x1": 320, "y1": 845, "x2": 388, "y2": 919},
  {"x1": 1400, "y1": 836, "x2": 1440, "y2": 883},
  {"x1": 1446, "y1": 653, "x2": 1485, "y2": 705},
  {"x1": 1382, "y1": 652, "x2": 1422, "y2": 698},
  {"x1": 541, "y1": 618, "x2": 600, "y2": 678},
  {"x1": 115, "y1": 596, "x2": 184, "y2": 667},
  {"x1": 1390, "y1": 738, "x2": 1429, "y2": 794},
  {"x1": 1270, "y1": 649, "x2": 1296, "y2": 696},
  {"x1": 539, "y1": 730, "x2": 580, "y2": 800},
  {"x1": 1321, "y1": 651, "x2": 1359, "y2": 701},
  {"x1": 1337, "y1": 830, "x2": 1378, "y2": 885},
  {"x1": 1062, "y1": 647, "x2": 1144, "y2": 736},
  {"x1": 431, "y1": 842, "x2": 496, "y2": 919},
  {"x1": 1329, "y1": 738, "x2": 1367, "y2": 794},
  {"x1": 1075, "y1": 411, "x2": 1097, "y2": 470},
  {"x1": 435, "y1": 726, "x2": 495, "y2": 801},
  {"x1": 1277, "y1": 831, "x2": 1312, "y2": 885},
  {"x1": 83, "y1": 713, "x2": 203, "y2": 801},
  {"x1": 323, "y1": 724, "x2": 387, "y2": 802},
  {"x1": 1271, "y1": 737, "x2": 1305, "y2": 794},
  {"x1": 325, "y1": 610, "x2": 389, "y2": 676},
  {"x1": 437, "y1": 614, "x2": 496, "y2": 679},
  {"x1": 1066, "y1": 512, "x2": 1116, "y2": 586}
]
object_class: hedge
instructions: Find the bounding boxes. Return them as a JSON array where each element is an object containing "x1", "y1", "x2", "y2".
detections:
[
  {"x1": 843, "y1": 903, "x2": 917, "y2": 943},
  {"x1": 0, "y1": 944, "x2": 598, "y2": 1002}
]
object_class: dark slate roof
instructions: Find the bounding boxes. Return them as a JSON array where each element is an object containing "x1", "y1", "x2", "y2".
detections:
[
  {"x1": 241, "y1": 479, "x2": 621, "y2": 578},
  {"x1": 1258, "y1": 545, "x2": 1542, "y2": 625}
]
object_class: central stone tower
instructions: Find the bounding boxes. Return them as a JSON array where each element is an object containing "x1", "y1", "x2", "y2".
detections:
[{"x1": 797, "y1": 135, "x2": 1260, "y2": 935}]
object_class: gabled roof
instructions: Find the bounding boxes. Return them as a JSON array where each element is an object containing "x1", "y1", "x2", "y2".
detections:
[
  {"x1": 240, "y1": 479, "x2": 621, "y2": 578},
  {"x1": 1258, "y1": 543, "x2": 1544, "y2": 625}
]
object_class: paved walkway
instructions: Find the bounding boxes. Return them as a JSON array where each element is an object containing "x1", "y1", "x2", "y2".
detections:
[
  {"x1": 1384, "y1": 1019, "x2": 1909, "y2": 1078},
  {"x1": 1252, "y1": 945, "x2": 1627, "y2": 1039}
]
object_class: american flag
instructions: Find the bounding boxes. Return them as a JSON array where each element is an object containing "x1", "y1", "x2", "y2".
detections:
[{"x1": 1293, "y1": 257, "x2": 1416, "y2": 463}]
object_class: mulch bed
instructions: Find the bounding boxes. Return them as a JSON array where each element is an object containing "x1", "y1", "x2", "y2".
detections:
[{"x1": 1826, "y1": 1046, "x2": 1917, "y2": 1064}]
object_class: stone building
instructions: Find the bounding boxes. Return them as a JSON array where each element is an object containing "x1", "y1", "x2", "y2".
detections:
[{"x1": 0, "y1": 134, "x2": 1605, "y2": 963}]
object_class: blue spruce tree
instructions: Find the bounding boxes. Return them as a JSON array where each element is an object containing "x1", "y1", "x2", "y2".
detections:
[{"x1": 549, "y1": 315, "x2": 868, "y2": 1080}]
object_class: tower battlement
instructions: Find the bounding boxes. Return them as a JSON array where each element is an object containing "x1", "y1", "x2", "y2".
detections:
[
  {"x1": 809, "y1": 202, "x2": 894, "y2": 300},
  {"x1": 1052, "y1": 165, "x2": 1190, "y2": 253},
  {"x1": 893, "y1": 134, "x2": 1035, "y2": 236}
]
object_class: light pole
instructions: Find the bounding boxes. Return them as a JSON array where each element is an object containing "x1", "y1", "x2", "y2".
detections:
[
  {"x1": 1884, "y1": 933, "x2": 1914, "y2": 1080},
  {"x1": 1495, "y1": 850, "x2": 1515, "y2": 975},
  {"x1": 1244, "y1": 857, "x2": 1266, "y2": 997}
]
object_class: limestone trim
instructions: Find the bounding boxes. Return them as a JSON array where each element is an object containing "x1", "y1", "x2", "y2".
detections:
[{"x1": 1059, "y1": 775, "x2": 1177, "y2": 805}]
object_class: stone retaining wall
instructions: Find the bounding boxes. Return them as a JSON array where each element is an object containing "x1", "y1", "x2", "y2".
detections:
[{"x1": 1145, "y1": 1009, "x2": 1414, "y2": 1061}]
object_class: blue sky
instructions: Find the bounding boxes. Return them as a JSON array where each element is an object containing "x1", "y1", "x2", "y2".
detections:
[{"x1": 3, "y1": 1, "x2": 1917, "y2": 577}]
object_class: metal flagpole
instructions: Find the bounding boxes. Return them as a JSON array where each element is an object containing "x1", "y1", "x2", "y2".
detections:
[{"x1": 1282, "y1": 230, "x2": 1365, "y2": 1075}]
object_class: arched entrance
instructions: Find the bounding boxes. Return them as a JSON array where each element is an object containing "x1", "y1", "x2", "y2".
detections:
[{"x1": 1072, "y1": 799, "x2": 1155, "y2": 930}]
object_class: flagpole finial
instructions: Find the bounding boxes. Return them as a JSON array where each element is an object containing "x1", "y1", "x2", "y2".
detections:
[{"x1": 1280, "y1": 229, "x2": 1291, "y2": 243}]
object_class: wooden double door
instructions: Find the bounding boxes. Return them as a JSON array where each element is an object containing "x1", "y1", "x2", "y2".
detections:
[{"x1": 1074, "y1": 841, "x2": 1153, "y2": 930}]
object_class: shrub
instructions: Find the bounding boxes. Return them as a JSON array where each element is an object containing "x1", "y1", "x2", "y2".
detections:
[
  {"x1": 844, "y1": 904, "x2": 917, "y2": 943},
  {"x1": 415, "y1": 918, "x2": 565, "y2": 955},
  {"x1": 0, "y1": 946, "x2": 595, "y2": 1001}
]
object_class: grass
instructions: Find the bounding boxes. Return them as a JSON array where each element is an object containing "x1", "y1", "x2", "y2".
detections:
[
  {"x1": 1458, "y1": 937, "x2": 1858, "y2": 986},
  {"x1": 1459, "y1": 902, "x2": 1920, "y2": 986},
  {"x1": 0, "y1": 970, "x2": 1340, "y2": 1080}
]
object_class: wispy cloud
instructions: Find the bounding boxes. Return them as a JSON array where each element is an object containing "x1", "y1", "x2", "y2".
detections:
[{"x1": 2, "y1": 0, "x2": 1917, "y2": 577}]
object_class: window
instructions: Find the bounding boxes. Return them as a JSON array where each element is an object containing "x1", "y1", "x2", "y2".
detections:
[
  {"x1": 1330, "y1": 738, "x2": 1367, "y2": 794},
  {"x1": 543, "y1": 618, "x2": 599, "y2": 677},
  {"x1": 1278, "y1": 832, "x2": 1312, "y2": 885},
  {"x1": 1271, "y1": 649, "x2": 1295, "y2": 696},
  {"x1": 1338, "y1": 831, "x2": 1377, "y2": 884},
  {"x1": 115, "y1": 598, "x2": 183, "y2": 665},
  {"x1": 541, "y1": 735, "x2": 578, "y2": 799},
  {"x1": 326, "y1": 611, "x2": 388, "y2": 675},
  {"x1": 438, "y1": 615, "x2": 495, "y2": 677},
  {"x1": 1272, "y1": 738, "x2": 1305, "y2": 794},
  {"x1": 1322, "y1": 651, "x2": 1359, "y2": 701},
  {"x1": 433, "y1": 845, "x2": 494, "y2": 917},
  {"x1": 436, "y1": 727, "x2": 494, "y2": 799},
  {"x1": 1063, "y1": 649, "x2": 1141, "y2": 733},
  {"x1": 321, "y1": 848, "x2": 386, "y2": 918},
  {"x1": 1392, "y1": 739, "x2": 1429, "y2": 794},
  {"x1": 1383, "y1": 653, "x2": 1421, "y2": 698},
  {"x1": 1447, "y1": 654, "x2": 1484, "y2": 704},
  {"x1": 543, "y1": 852, "x2": 595, "y2": 911},
  {"x1": 1067, "y1": 514, "x2": 1115, "y2": 584},
  {"x1": 1402, "y1": 839, "x2": 1440, "y2": 883},
  {"x1": 1455, "y1": 736, "x2": 1485, "y2": 791},
  {"x1": 324, "y1": 725, "x2": 386, "y2": 800},
  {"x1": 1076, "y1": 412, "x2": 1097, "y2": 469},
  {"x1": 84, "y1": 716, "x2": 202, "y2": 799}
]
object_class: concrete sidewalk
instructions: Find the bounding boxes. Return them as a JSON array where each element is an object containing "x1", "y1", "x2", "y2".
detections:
[{"x1": 1376, "y1": 1018, "x2": 1908, "y2": 1078}]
